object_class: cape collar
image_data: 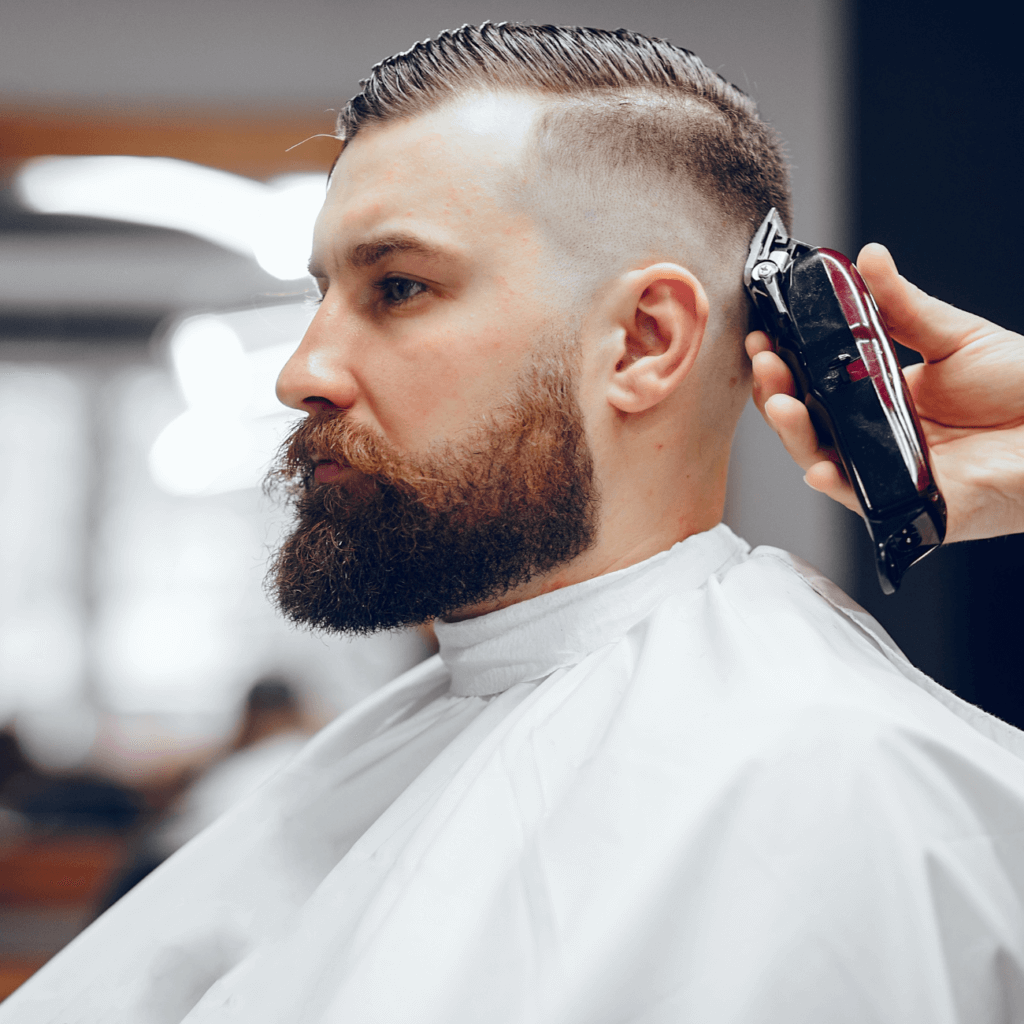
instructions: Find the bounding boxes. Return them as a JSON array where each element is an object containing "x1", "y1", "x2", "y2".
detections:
[{"x1": 435, "y1": 524, "x2": 749, "y2": 697}]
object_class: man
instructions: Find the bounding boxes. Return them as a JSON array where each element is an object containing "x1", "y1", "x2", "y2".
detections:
[{"x1": 7, "y1": 23, "x2": 1024, "y2": 1024}]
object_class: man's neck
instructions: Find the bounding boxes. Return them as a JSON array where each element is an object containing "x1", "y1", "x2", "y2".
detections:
[{"x1": 442, "y1": 506, "x2": 721, "y2": 622}]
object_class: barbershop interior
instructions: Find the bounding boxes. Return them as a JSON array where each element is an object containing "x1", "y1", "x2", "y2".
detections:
[{"x1": 0, "y1": 0, "x2": 1017, "y2": 1001}]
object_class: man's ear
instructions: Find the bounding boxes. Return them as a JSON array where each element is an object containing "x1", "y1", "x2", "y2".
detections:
[{"x1": 606, "y1": 264, "x2": 710, "y2": 415}]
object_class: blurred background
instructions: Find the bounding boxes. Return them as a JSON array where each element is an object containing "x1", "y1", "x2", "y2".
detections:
[{"x1": 0, "y1": 0, "x2": 1018, "y2": 1001}]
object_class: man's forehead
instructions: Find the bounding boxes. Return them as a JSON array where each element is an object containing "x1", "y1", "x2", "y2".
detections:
[{"x1": 318, "y1": 93, "x2": 542, "y2": 236}]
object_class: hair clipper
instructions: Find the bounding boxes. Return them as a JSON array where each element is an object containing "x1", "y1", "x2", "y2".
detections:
[{"x1": 743, "y1": 208, "x2": 946, "y2": 594}]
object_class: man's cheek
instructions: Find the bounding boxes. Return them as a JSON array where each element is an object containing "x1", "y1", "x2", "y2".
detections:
[{"x1": 374, "y1": 385, "x2": 472, "y2": 447}]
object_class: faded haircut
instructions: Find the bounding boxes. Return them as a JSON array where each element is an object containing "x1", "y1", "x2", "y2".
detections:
[{"x1": 338, "y1": 22, "x2": 792, "y2": 238}]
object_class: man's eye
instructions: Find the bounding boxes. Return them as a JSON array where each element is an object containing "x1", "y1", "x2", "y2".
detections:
[{"x1": 378, "y1": 277, "x2": 428, "y2": 307}]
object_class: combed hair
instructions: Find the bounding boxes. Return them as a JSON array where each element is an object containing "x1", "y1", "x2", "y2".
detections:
[{"x1": 338, "y1": 22, "x2": 791, "y2": 234}]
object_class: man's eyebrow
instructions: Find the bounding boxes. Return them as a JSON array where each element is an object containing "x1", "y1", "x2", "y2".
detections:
[{"x1": 345, "y1": 236, "x2": 455, "y2": 270}]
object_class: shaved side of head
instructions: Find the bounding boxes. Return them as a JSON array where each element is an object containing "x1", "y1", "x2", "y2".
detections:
[{"x1": 507, "y1": 89, "x2": 783, "y2": 432}]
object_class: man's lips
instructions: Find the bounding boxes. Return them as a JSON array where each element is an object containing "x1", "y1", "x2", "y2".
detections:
[
  {"x1": 313, "y1": 460, "x2": 344, "y2": 484},
  {"x1": 310, "y1": 456, "x2": 378, "y2": 494}
]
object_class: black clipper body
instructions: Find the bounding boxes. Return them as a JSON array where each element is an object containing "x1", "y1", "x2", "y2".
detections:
[{"x1": 743, "y1": 208, "x2": 946, "y2": 594}]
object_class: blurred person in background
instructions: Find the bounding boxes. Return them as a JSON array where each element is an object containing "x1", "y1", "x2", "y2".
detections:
[
  {"x1": 0, "y1": 730, "x2": 32, "y2": 844},
  {"x1": 8, "y1": 22, "x2": 1024, "y2": 1024},
  {"x1": 100, "y1": 678, "x2": 311, "y2": 908},
  {"x1": 0, "y1": 727, "x2": 143, "y2": 838},
  {"x1": 151, "y1": 678, "x2": 310, "y2": 856}
]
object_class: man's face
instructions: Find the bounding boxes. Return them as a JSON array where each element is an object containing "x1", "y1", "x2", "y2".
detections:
[
  {"x1": 270, "y1": 95, "x2": 600, "y2": 632},
  {"x1": 277, "y1": 93, "x2": 575, "y2": 458}
]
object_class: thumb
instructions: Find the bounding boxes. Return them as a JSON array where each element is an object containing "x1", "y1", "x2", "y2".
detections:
[{"x1": 857, "y1": 242, "x2": 997, "y2": 363}]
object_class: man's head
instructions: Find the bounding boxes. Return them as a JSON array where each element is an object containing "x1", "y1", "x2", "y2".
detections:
[{"x1": 270, "y1": 23, "x2": 791, "y2": 633}]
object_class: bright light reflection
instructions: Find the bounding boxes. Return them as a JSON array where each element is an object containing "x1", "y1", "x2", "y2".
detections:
[
  {"x1": 250, "y1": 175, "x2": 327, "y2": 281},
  {"x1": 149, "y1": 308, "x2": 305, "y2": 496},
  {"x1": 171, "y1": 316, "x2": 250, "y2": 411},
  {"x1": 149, "y1": 408, "x2": 251, "y2": 496},
  {"x1": 15, "y1": 156, "x2": 326, "y2": 281}
]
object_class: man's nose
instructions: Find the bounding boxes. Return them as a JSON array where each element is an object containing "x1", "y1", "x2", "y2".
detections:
[{"x1": 276, "y1": 318, "x2": 357, "y2": 413}]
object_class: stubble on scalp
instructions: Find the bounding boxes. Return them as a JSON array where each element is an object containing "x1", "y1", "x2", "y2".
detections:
[{"x1": 265, "y1": 341, "x2": 599, "y2": 635}]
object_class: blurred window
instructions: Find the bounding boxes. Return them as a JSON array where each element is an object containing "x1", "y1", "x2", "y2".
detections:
[{"x1": 0, "y1": 326, "x2": 428, "y2": 773}]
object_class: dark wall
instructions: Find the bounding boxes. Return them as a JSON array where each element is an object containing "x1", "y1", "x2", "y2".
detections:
[{"x1": 851, "y1": 0, "x2": 1024, "y2": 720}]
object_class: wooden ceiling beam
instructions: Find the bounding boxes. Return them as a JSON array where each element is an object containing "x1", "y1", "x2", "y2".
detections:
[{"x1": 0, "y1": 104, "x2": 343, "y2": 179}]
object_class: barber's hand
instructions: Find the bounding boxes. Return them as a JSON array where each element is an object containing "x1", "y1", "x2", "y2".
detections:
[{"x1": 746, "y1": 243, "x2": 1024, "y2": 543}]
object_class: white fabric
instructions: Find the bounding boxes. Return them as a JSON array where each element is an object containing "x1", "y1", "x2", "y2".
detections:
[{"x1": 7, "y1": 523, "x2": 1024, "y2": 1023}]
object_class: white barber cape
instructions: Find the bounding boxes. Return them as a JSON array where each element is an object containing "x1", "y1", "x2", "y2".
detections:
[{"x1": 7, "y1": 524, "x2": 1024, "y2": 1024}]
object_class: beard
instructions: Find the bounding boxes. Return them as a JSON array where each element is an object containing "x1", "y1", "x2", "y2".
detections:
[{"x1": 265, "y1": 347, "x2": 599, "y2": 635}]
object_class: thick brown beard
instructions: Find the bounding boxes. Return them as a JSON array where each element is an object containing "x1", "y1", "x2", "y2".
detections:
[{"x1": 265, "y1": 348, "x2": 598, "y2": 634}]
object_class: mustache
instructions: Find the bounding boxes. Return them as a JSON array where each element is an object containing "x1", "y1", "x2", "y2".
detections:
[
  {"x1": 270, "y1": 413, "x2": 403, "y2": 490},
  {"x1": 265, "y1": 411, "x2": 458, "y2": 511}
]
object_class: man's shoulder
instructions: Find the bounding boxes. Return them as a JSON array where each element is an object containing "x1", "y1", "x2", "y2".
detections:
[
  {"x1": 637, "y1": 538, "x2": 1024, "y2": 779},
  {"x1": 652, "y1": 537, "x2": 899, "y2": 688},
  {"x1": 710, "y1": 542, "x2": 908, "y2": 681}
]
